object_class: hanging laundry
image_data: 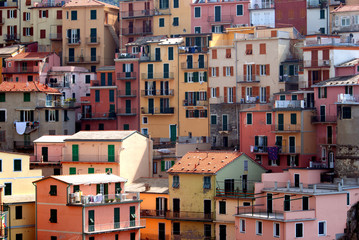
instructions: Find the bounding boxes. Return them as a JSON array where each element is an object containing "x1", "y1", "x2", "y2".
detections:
[
  {"x1": 15, "y1": 122, "x2": 27, "y2": 135},
  {"x1": 268, "y1": 147, "x2": 279, "y2": 162}
]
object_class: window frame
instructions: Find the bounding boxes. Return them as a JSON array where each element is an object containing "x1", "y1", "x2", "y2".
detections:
[
  {"x1": 266, "y1": 112, "x2": 272, "y2": 125},
  {"x1": 172, "y1": 175, "x2": 179, "y2": 188},
  {"x1": 49, "y1": 185, "x2": 57, "y2": 196},
  {"x1": 13, "y1": 159, "x2": 22, "y2": 172},
  {"x1": 318, "y1": 221, "x2": 326, "y2": 236},
  {"x1": 240, "y1": 219, "x2": 245, "y2": 233},
  {"x1": 203, "y1": 176, "x2": 211, "y2": 189},
  {"x1": 273, "y1": 222, "x2": 280, "y2": 238},
  {"x1": 194, "y1": 6, "x2": 201, "y2": 18},
  {"x1": 295, "y1": 222, "x2": 304, "y2": 238},
  {"x1": 256, "y1": 221, "x2": 263, "y2": 235}
]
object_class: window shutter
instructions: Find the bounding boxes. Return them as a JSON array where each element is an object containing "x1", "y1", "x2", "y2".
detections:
[
  {"x1": 251, "y1": 64, "x2": 255, "y2": 75},
  {"x1": 216, "y1": 87, "x2": 219, "y2": 97},
  {"x1": 255, "y1": 136, "x2": 258, "y2": 146},
  {"x1": 287, "y1": 155, "x2": 291, "y2": 166},
  {"x1": 122, "y1": 63, "x2": 125, "y2": 72},
  {"x1": 295, "y1": 155, "x2": 299, "y2": 166},
  {"x1": 131, "y1": 63, "x2": 134, "y2": 72},
  {"x1": 186, "y1": 110, "x2": 189, "y2": 118},
  {"x1": 14, "y1": 26, "x2": 16, "y2": 35},
  {"x1": 204, "y1": 71, "x2": 207, "y2": 82},
  {"x1": 209, "y1": 68, "x2": 212, "y2": 77},
  {"x1": 241, "y1": 87, "x2": 245, "y2": 99},
  {"x1": 55, "y1": 110, "x2": 59, "y2": 121},
  {"x1": 7, "y1": 26, "x2": 9, "y2": 35},
  {"x1": 230, "y1": 66, "x2": 233, "y2": 76},
  {"x1": 7, "y1": 10, "x2": 9, "y2": 18},
  {"x1": 256, "y1": 65, "x2": 260, "y2": 75},
  {"x1": 23, "y1": 27, "x2": 26, "y2": 36},
  {"x1": 223, "y1": 67, "x2": 226, "y2": 76},
  {"x1": 216, "y1": 67, "x2": 219, "y2": 76},
  {"x1": 171, "y1": 160, "x2": 175, "y2": 166},
  {"x1": 46, "y1": 10, "x2": 48, "y2": 18},
  {"x1": 30, "y1": 27, "x2": 33, "y2": 36},
  {"x1": 14, "y1": 10, "x2": 16, "y2": 18},
  {"x1": 224, "y1": 87, "x2": 227, "y2": 103},
  {"x1": 207, "y1": 87, "x2": 211, "y2": 99},
  {"x1": 266, "y1": 86, "x2": 270, "y2": 102},
  {"x1": 253, "y1": 86, "x2": 259, "y2": 97},
  {"x1": 39, "y1": 10, "x2": 41, "y2": 18},
  {"x1": 243, "y1": 64, "x2": 247, "y2": 77},
  {"x1": 45, "y1": 110, "x2": 49, "y2": 121},
  {"x1": 194, "y1": 72, "x2": 199, "y2": 82},
  {"x1": 266, "y1": 64, "x2": 270, "y2": 75},
  {"x1": 23, "y1": 12, "x2": 26, "y2": 21},
  {"x1": 324, "y1": 87, "x2": 327, "y2": 98},
  {"x1": 20, "y1": 111, "x2": 24, "y2": 122},
  {"x1": 77, "y1": 29, "x2": 80, "y2": 39},
  {"x1": 318, "y1": 88, "x2": 321, "y2": 99},
  {"x1": 184, "y1": 72, "x2": 187, "y2": 82},
  {"x1": 308, "y1": 71, "x2": 312, "y2": 85},
  {"x1": 212, "y1": 49, "x2": 217, "y2": 59},
  {"x1": 233, "y1": 87, "x2": 236, "y2": 103},
  {"x1": 161, "y1": 160, "x2": 165, "y2": 171}
]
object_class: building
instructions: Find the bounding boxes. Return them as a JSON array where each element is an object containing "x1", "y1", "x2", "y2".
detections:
[
  {"x1": 0, "y1": 151, "x2": 42, "y2": 240},
  {"x1": 34, "y1": 173, "x2": 145, "y2": 239},
  {"x1": 331, "y1": 4, "x2": 359, "y2": 43},
  {"x1": 249, "y1": 0, "x2": 275, "y2": 27},
  {"x1": 235, "y1": 168, "x2": 359, "y2": 239},
  {"x1": 0, "y1": 44, "x2": 24, "y2": 83},
  {"x1": 62, "y1": 0, "x2": 119, "y2": 72},
  {"x1": 335, "y1": 58, "x2": 359, "y2": 76},
  {"x1": 167, "y1": 151, "x2": 266, "y2": 240},
  {"x1": 307, "y1": 0, "x2": 329, "y2": 35},
  {"x1": 61, "y1": 131, "x2": 152, "y2": 183},
  {"x1": 275, "y1": 0, "x2": 307, "y2": 35},
  {"x1": 0, "y1": 81, "x2": 76, "y2": 151},
  {"x1": 0, "y1": 0, "x2": 21, "y2": 45}
]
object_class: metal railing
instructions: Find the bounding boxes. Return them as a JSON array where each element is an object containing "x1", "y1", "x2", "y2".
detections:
[
  {"x1": 117, "y1": 72, "x2": 137, "y2": 80},
  {"x1": 141, "y1": 89, "x2": 174, "y2": 97},
  {"x1": 4, "y1": 34, "x2": 20, "y2": 41},
  {"x1": 337, "y1": 93, "x2": 359, "y2": 103},
  {"x1": 91, "y1": 80, "x2": 115, "y2": 87},
  {"x1": 272, "y1": 124, "x2": 301, "y2": 132},
  {"x1": 279, "y1": 75, "x2": 299, "y2": 82},
  {"x1": 140, "y1": 209, "x2": 168, "y2": 218},
  {"x1": 121, "y1": 9, "x2": 155, "y2": 18},
  {"x1": 280, "y1": 145, "x2": 301, "y2": 154},
  {"x1": 311, "y1": 115, "x2": 337, "y2": 123},
  {"x1": 65, "y1": 56, "x2": 100, "y2": 64},
  {"x1": 3, "y1": 66, "x2": 39, "y2": 73},
  {"x1": 0, "y1": 1, "x2": 17, "y2": 7},
  {"x1": 86, "y1": 37, "x2": 100, "y2": 44},
  {"x1": 274, "y1": 100, "x2": 305, "y2": 109},
  {"x1": 141, "y1": 107, "x2": 174, "y2": 114},
  {"x1": 86, "y1": 219, "x2": 145, "y2": 233},
  {"x1": 49, "y1": 33, "x2": 62, "y2": 40},
  {"x1": 166, "y1": 211, "x2": 214, "y2": 221},
  {"x1": 216, "y1": 180, "x2": 256, "y2": 197},
  {"x1": 183, "y1": 100, "x2": 208, "y2": 106},
  {"x1": 67, "y1": 38, "x2": 80, "y2": 45},
  {"x1": 69, "y1": 192, "x2": 139, "y2": 205},
  {"x1": 207, "y1": 15, "x2": 233, "y2": 23},
  {"x1": 117, "y1": 108, "x2": 137, "y2": 115},
  {"x1": 63, "y1": 154, "x2": 119, "y2": 162},
  {"x1": 121, "y1": 27, "x2": 152, "y2": 35},
  {"x1": 118, "y1": 90, "x2": 136, "y2": 97},
  {"x1": 237, "y1": 75, "x2": 262, "y2": 82},
  {"x1": 250, "y1": 2, "x2": 275, "y2": 9},
  {"x1": 181, "y1": 62, "x2": 207, "y2": 70},
  {"x1": 81, "y1": 112, "x2": 116, "y2": 119},
  {"x1": 141, "y1": 72, "x2": 174, "y2": 80},
  {"x1": 304, "y1": 60, "x2": 331, "y2": 67},
  {"x1": 236, "y1": 207, "x2": 284, "y2": 219},
  {"x1": 31, "y1": 155, "x2": 62, "y2": 162}
]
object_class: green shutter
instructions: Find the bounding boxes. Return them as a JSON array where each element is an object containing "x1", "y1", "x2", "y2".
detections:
[
  {"x1": 0, "y1": 93, "x2": 5, "y2": 102},
  {"x1": 114, "y1": 208, "x2": 120, "y2": 228},
  {"x1": 291, "y1": 113, "x2": 297, "y2": 125},
  {"x1": 72, "y1": 145, "x2": 79, "y2": 161},
  {"x1": 96, "y1": 184, "x2": 100, "y2": 194},
  {"x1": 109, "y1": 90, "x2": 114, "y2": 102},
  {"x1": 255, "y1": 136, "x2": 259, "y2": 146},
  {"x1": 130, "y1": 206, "x2": 136, "y2": 226},
  {"x1": 184, "y1": 72, "x2": 187, "y2": 82},
  {"x1": 171, "y1": 160, "x2": 175, "y2": 166},
  {"x1": 161, "y1": 160, "x2": 165, "y2": 171},
  {"x1": 88, "y1": 168, "x2": 94, "y2": 174},
  {"x1": 193, "y1": 72, "x2": 199, "y2": 82},
  {"x1": 186, "y1": 110, "x2": 189, "y2": 118},
  {"x1": 69, "y1": 167, "x2": 76, "y2": 175},
  {"x1": 108, "y1": 145, "x2": 115, "y2": 162},
  {"x1": 24, "y1": 93, "x2": 30, "y2": 102},
  {"x1": 203, "y1": 72, "x2": 207, "y2": 82}
]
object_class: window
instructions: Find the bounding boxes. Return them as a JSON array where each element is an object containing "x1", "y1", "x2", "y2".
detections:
[
  {"x1": 73, "y1": 185, "x2": 80, "y2": 193},
  {"x1": 194, "y1": 26, "x2": 201, "y2": 33},
  {"x1": 142, "y1": 128, "x2": 148, "y2": 136},
  {"x1": 16, "y1": 234, "x2": 22, "y2": 240},
  {"x1": 211, "y1": 67, "x2": 217, "y2": 77},
  {"x1": 173, "y1": 0, "x2": 179, "y2": 8},
  {"x1": 318, "y1": 87, "x2": 327, "y2": 98},
  {"x1": 240, "y1": 219, "x2": 245, "y2": 233},
  {"x1": 260, "y1": 87, "x2": 266, "y2": 103},
  {"x1": 49, "y1": 185, "x2": 57, "y2": 196},
  {"x1": 40, "y1": 29, "x2": 46, "y2": 39},
  {"x1": 295, "y1": 223, "x2": 303, "y2": 238},
  {"x1": 260, "y1": 43, "x2": 266, "y2": 54},
  {"x1": 211, "y1": 88, "x2": 217, "y2": 98},
  {"x1": 71, "y1": 10, "x2": 77, "y2": 20},
  {"x1": 40, "y1": 10, "x2": 48, "y2": 18},
  {"x1": 343, "y1": 106, "x2": 351, "y2": 119},
  {"x1": 219, "y1": 201, "x2": 226, "y2": 214},
  {"x1": 347, "y1": 192, "x2": 350, "y2": 205},
  {"x1": 0, "y1": 110, "x2": 6, "y2": 122},
  {"x1": 8, "y1": 10, "x2": 16, "y2": 18},
  {"x1": 260, "y1": 65, "x2": 267, "y2": 75},
  {"x1": 88, "y1": 168, "x2": 94, "y2": 174},
  {"x1": 24, "y1": 27, "x2": 32, "y2": 36},
  {"x1": 237, "y1": 4, "x2": 243, "y2": 16},
  {"x1": 95, "y1": 90, "x2": 100, "y2": 102},
  {"x1": 320, "y1": 9, "x2": 325, "y2": 19},
  {"x1": 256, "y1": 221, "x2": 262, "y2": 235},
  {"x1": 226, "y1": 49, "x2": 231, "y2": 58},
  {"x1": 0, "y1": 159, "x2": 2, "y2": 172},
  {"x1": 203, "y1": 176, "x2": 211, "y2": 189},
  {"x1": 194, "y1": 7, "x2": 201, "y2": 18},
  {"x1": 204, "y1": 224, "x2": 211, "y2": 238},
  {"x1": 56, "y1": 10, "x2": 62, "y2": 19},
  {"x1": 212, "y1": 49, "x2": 217, "y2": 59},
  {"x1": 302, "y1": 196, "x2": 309, "y2": 210},
  {"x1": 24, "y1": 92, "x2": 30, "y2": 102},
  {"x1": 51, "y1": 237, "x2": 57, "y2": 240},
  {"x1": 246, "y1": 44, "x2": 252, "y2": 55},
  {"x1": 90, "y1": 10, "x2": 96, "y2": 19},
  {"x1": 246, "y1": 113, "x2": 252, "y2": 124},
  {"x1": 85, "y1": 75, "x2": 91, "y2": 84},
  {"x1": 14, "y1": 159, "x2": 21, "y2": 172},
  {"x1": 15, "y1": 206, "x2": 22, "y2": 219},
  {"x1": 105, "y1": 168, "x2": 112, "y2": 173},
  {"x1": 341, "y1": 16, "x2": 350, "y2": 26},
  {"x1": 266, "y1": 113, "x2": 272, "y2": 124},
  {"x1": 173, "y1": 222, "x2": 180, "y2": 235},
  {"x1": 69, "y1": 167, "x2": 76, "y2": 175},
  {"x1": 0, "y1": 93, "x2": 5, "y2": 102},
  {"x1": 291, "y1": 113, "x2": 297, "y2": 125},
  {"x1": 168, "y1": 47, "x2": 173, "y2": 60},
  {"x1": 46, "y1": 110, "x2": 58, "y2": 122},
  {"x1": 159, "y1": 0, "x2": 169, "y2": 9},
  {"x1": 274, "y1": 223, "x2": 280, "y2": 237},
  {"x1": 163, "y1": 160, "x2": 174, "y2": 171},
  {"x1": 50, "y1": 209, "x2": 57, "y2": 223},
  {"x1": 159, "y1": 18, "x2": 165, "y2": 27},
  {"x1": 25, "y1": 12, "x2": 30, "y2": 21},
  {"x1": 199, "y1": 72, "x2": 206, "y2": 82},
  {"x1": 172, "y1": 175, "x2": 179, "y2": 188},
  {"x1": 345, "y1": 86, "x2": 353, "y2": 95},
  {"x1": 142, "y1": 117, "x2": 148, "y2": 124},
  {"x1": 211, "y1": 115, "x2": 217, "y2": 125},
  {"x1": 4, "y1": 183, "x2": 11, "y2": 195},
  {"x1": 173, "y1": 17, "x2": 179, "y2": 26},
  {"x1": 284, "y1": 195, "x2": 290, "y2": 211},
  {"x1": 318, "y1": 221, "x2": 326, "y2": 236}
]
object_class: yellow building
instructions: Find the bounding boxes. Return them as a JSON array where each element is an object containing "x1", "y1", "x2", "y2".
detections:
[
  {"x1": 167, "y1": 151, "x2": 266, "y2": 239},
  {"x1": 0, "y1": 151, "x2": 42, "y2": 240},
  {"x1": 62, "y1": 0, "x2": 119, "y2": 72}
]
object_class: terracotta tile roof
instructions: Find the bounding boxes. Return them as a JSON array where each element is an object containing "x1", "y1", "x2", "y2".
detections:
[
  {"x1": 167, "y1": 151, "x2": 243, "y2": 174},
  {"x1": 7, "y1": 52, "x2": 52, "y2": 61},
  {"x1": 312, "y1": 74, "x2": 359, "y2": 87},
  {"x1": 331, "y1": 5, "x2": 359, "y2": 13},
  {"x1": 337, "y1": 58, "x2": 359, "y2": 67},
  {"x1": 64, "y1": 0, "x2": 119, "y2": 9},
  {"x1": 0, "y1": 81, "x2": 60, "y2": 93}
]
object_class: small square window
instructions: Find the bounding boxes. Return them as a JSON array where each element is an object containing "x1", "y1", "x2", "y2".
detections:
[
  {"x1": 90, "y1": 10, "x2": 96, "y2": 20},
  {"x1": 343, "y1": 107, "x2": 351, "y2": 119},
  {"x1": 295, "y1": 223, "x2": 303, "y2": 238},
  {"x1": 247, "y1": 113, "x2": 252, "y2": 124},
  {"x1": 49, "y1": 185, "x2": 57, "y2": 196},
  {"x1": 142, "y1": 117, "x2": 148, "y2": 124},
  {"x1": 159, "y1": 18, "x2": 165, "y2": 27}
]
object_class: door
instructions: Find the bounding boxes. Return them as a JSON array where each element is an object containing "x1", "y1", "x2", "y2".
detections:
[
  {"x1": 242, "y1": 175, "x2": 247, "y2": 193},
  {"x1": 72, "y1": 145, "x2": 79, "y2": 161},
  {"x1": 159, "y1": 223, "x2": 165, "y2": 240},
  {"x1": 223, "y1": 136, "x2": 228, "y2": 148},
  {"x1": 130, "y1": 206, "x2": 136, "y2": 227},
  {"x1": 125, "y1": 82, "x2": 131, "y2": 96},
  {"x1": 278, "y1": 113, "x2": 284, "y2": 131},
  {"x1": 69, "y1": 48, "x2": 74, "y2": 62},
  {"x1": 173, "y1": 198, "x2": 180, "y2": 217},
  {"x1": 129, "y1": 21, "x2": 133, "y2": 34},
  {"x1": 204, "y1": 200, "x2": 211, "y2": 219},
  {"x1": 267, "y1": 193, "x2": 272, "y2": 213},
  {"x1": 219, "y1": 225, "x2": 226, "y2": 240},
  {"x1": 224, "y1": 179, "x2": 234, "y2": 195},
  {"x1": 186, "y1": 55, "x2": 193, "y2": 69},
  {"x1": 311, "y1": 50, "x2": 318, "y2": 67},
  {"x1": 198, "y1": 55, "x2": 204, "y2": 68},
  {"x1": 327, "y1": 126, "x2": 333, "y2": 144},
  {"x1": 148, "y1": 99, "x2": 154, "y2": 114},
  {"x1": 276, "y1": 136, "x2": 283, "y2": 152},
  {"x1": 284, "y1": 195, "x2": 290, "y2": 211},
  {"x1": 170, "y1": 124, "x2": 177, "y2": 142},
  {"x1": 42, "y1": 147, "x2": 48, "y2": 162},
  {"x1": 329, "y1": 151, "x2": 334, "y2": 168},
  {"x1": 214, "y1": 6, "x2": 221, "y2": 22},
  {"x1": 114, "y1": 208, "x2": 120, "y2": 228},
  {"x1": 56, "y1": 25, "x2": 62, "y2": 39},
  {"x1": 302, "y1": 196, "x2": 309, "y2": 210},
  {"x1": 88, "y1": 210, "x2": 95, "y2": 232},
  {"x1": 129, "y1": 3, "x2": 133, "y2": 16},
  {"x1": 289, "y1": 136, "x2": 295, "y2": 153},
  {"x1": 320, "y1": 105, "x2": 325, "y2": 122},
  {"x1": 91, "y1": 48, "x2": 96, "y2": 62},
  {"x1": 155, "y1": 48, "x2": 161, "y2": 61},
  {"x1": 294, "y1": 174, "x2": 300, "y2": 188},
  {"x1": 125, "y1": 100, "x2": 131, "y2": 114}
]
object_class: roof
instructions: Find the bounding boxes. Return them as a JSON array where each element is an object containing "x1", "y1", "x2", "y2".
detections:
[
  {"x1": 125, "y1": 177, "x2": 169, "y2": 194},
  {"x1": 331, "y1": 4, "x2": 359, "y2": 13},
  {"x1": 64, "y1": 130, "x2": 141, "y2": 142},
  {"x1": 158, "y1": 38, "x2": 184, "y2": 45},
  {"x1": 6, "y1": 52, "x2": 53, "y2": 61},
  {"x1": 167, "y1": 151, "x2": 243, "y2": 174},
  {"x1": 97, "y1": 66, "x2": 115, "y2": 71},
  {"x1": 337, "y1": 58, "x2": 359, "y2": 67},
  {"x1": 0, "y1": 45, "x2": 24, "y2": 56},
  {"x1": 33, "y1": 135, "x2": 69, "y2": 143},
  {"x1": 34, "y1": 173, "x2": 127, "y2": 185},
  {"x1": 0, "y1": 81, "x2": 60, "y2": 94},
  {"x1": 126, "y1": 35, "x2": 167, "y2": 46},
  {"x1": 3, "y1": 194, "x2": 35, "y2": 204},
  {"x1": 312, "y1": 74, "x2": 359, "y2": 87},
  {"x1": 64, "y1": 0, "x2": 119, "y2": 9}
]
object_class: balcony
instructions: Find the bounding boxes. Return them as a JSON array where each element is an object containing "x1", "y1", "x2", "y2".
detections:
[
  {"x1": 304, "y1": 60, "x2": 331, "y2": 68},
  {"x1": 337, "y1": 94, "x2": 359, "y2": 104},
  {"x1": 250, "y1": 2, "x2": 275, "y2": 9},
  {"x1": 252, "y1": 146, "x2": 268, "y2": 153},
  {"x1": 3, "y1": 66, "x2": 39, "y2": 74},
  {"x1": 237, "y1": 75, "x2": 261, "y2": 83},
  {"x1": 0, "y1": 1, "x2": 17, "y2": 7},
  {"x1": 86, "y1": 37, "x2": 100, "y2": 45},
  {"x1": 14, "y1": 141, "x2": 33, "y2": 150},
  {"x1": 141, "y1": 107, "x2": 174, "y2": 115},
  {"x1": 141, "y1": 89, "x2": 174, "y2": 97},
  {"x1": 166, "y1": 211, "x2": 214, "y2": 222},
  {"x1": 116, "y1": 53, "x2": 139, "y2": 59},
  {"x1": 121, "y1": 9, "x2": 155, "y2": 18},
  {"x1": 63, "y1": 154, "x2": 119, "y2": 162},
  {"x1": 279, "y1": 145, "x2": 300, "y2": 154},
  {"x1": 139, "y1": 54, "x2": 161, "y2": 62},
  {"x1": 141, "y1": 72, "x2": 174, "y2": 80},
  {"x1": 91, "y1": 80, "x2": 115, "y2": 87},
  {"x1": 318, "y1": 137, "x2": 335, "y2": 146},
  {"x1": 4, "y1": 34, "x2": 20, "y2": 41},
  {"x1": 272, "y1": 124, "x2": 301, "y2": 132},
  {"x1": 117, "y1": 108, "x2": 137, "y2": 116},
  {"x1": 311, "y1": 115, "x2": 337, "y2": 123},
  {"x1": 140, "y1": 209, "x2": 168, "y2": 218},
  {"x1": 274, "y1": 100, "x2": 305, "y2": 109},
  {"x1": 117, "y1": 72, "x2": 137, "y2": 80},
  {"x1": 279, "y1": 75, "x2": 299, "y2": 82},
  {"x1": 216, "y1": 180, "x2": 256, "y2": 197},
  {"x1": 85, "y1": 219, "x2": 146, "y2": 234},
  {"x1": 68, "y1": 192, "x2": 140, "y2": 205},
  {"x1": 118, "y1": 90, "x2": 136, "y2": 97},
  {"x1": 67, "y1": 38, "x2": 81, "y2": 46},
  {"x1": 181, "y1": 62, "x2": 207, "y2": 70},
  {"x1": 49, "y1": 33, "x2": 62, "y2": 40},
  {"x1": 207, "y1": 15, "x2": 233, "y2": 24},
  {"x1": 236, "y1": 207, "x2": 315, "y2": 221},
  {"x1": 179, "y1": 46, "x2": 209, "y2": 54},
  {"x1": 121, "y1": 27, "x2": 152, "y2": 36},
  {"x1": 64, "y1": 56, "x2": 100, "y2": 64},
  {"x1": 33, "y1": 2, "x2": 63, "y2": 7},
  {"x1": 183, "y1": 100, "x2": 208, "y2": 106},
  {"x1": 81, "y1": 112, "x2": 117, "y2": 120},
  {"x1": 31, "y1": 155, "x2": 62, "y2": 163}
]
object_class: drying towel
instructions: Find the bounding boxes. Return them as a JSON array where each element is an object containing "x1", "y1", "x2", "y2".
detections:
[
  {"x1": 15, "y1": 122, "x2": 27, "y2": 135},
  {"x1": 268, "y1": 147, "x2": 279, "y2": 162}
]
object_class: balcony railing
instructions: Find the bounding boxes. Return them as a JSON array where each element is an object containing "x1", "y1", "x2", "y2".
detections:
[
  {"x1": 91, "y1": 80, "x2": 115, "y2": 87},
  {"x1": 279, "y1": 75, "x2": 299, "y2": 82},
  {"x1": 141, "y1": 107, "x2": 174, "y2": 114},
  {"x1": 63, "y1": 154, "x2": 119, "y2": 162},
  {"x1": 31, "y1": 155, "x2": 62, "y2": 162},
  {"x1": 272, "y1": 124, "x2": 301, "y2": 132},
  {"x1": 121, "y1": 9, "x2": 155, "y2": 18},
  {"x1": 117, "y1": 108, "x2": 137, "y2": 116},
  {"x1": 181, "y1": 62, "x2": 207, "y2": 70},
  {"x1": 141, "y1": 89, "x2": 174, "y2": 97},
  {"x1": 86, "y1": 37, "x2": 100, "y2": 44},
  {"x1": 140, "y1": 209, "x2": 168, "y2": 218},
  {"x1": 67, "y1": 38, "x2": 81, "y2": 45},
  {"x1": 304, "y1": 60, "x2": 331, "y2": 68},
  {"x1": 0, "y1": 1, "x2": 18, "y2": 7},
  {"x1": 117, "y1": 72, "x2": 137, "y2": 80},
  {"x1": 183, "y1": 100, "x2": 208, "y2": 106},
  {"x1": 4, "y1": 34, "x2": 20, "y2": 41},
  {"x1": 141, "y1": 72, "x2": 174, "y2": 80},
  {"x1": 81, "y1": 112, "x2": 116, "y2": 119},
  {"x1": 64, "y1": 56, "x2": 100, "y2": 64},
  {"x1": 337, "y1": 94, "x2": 359, "y2": 104},
  {"x1": 166, "y1": 211, "x2": 214, "y2": 221},
  {"x1": 49, "y1": 33, "x2": 62, "y2": 40},
  {"x1": 250, "y1": 3, "x2": 275, "y2": 9},
  {"x1": 118, "y1": 90, "x2": 136, "y2": 97},
  {"x1": 274, "y1": 100, "x2": 305, "y2": 109},
  {"x1": 236, "y1": 207, "x2": 315, "y2": 221},
  {"x1": 85, "y1": 219, "x2": 145, "y2": 233},
  {"x1": 69, "y1": 192, "x2": 140, "y2": 205},
  {"x1": 116, "y1": 53, "x2": 139, "y2": 59},
  {"x1": 207, "y1": 15, "x2": 233, "y2": 23},
  {"x1": 311, "y1": 115, "x2": 337, "y2": 123},
  {"x1": 279, "y1": 145, "x2": 301, "y2": 154},
  {"x1": 252, "y1": 146, "x2": 268, "y2": 153},
  {"x1": 3, "y1": 66, "x2": 39, "y2": 73},
  {"x1": 237, "y1": 75, "x2": 262, "y2": 82},
  {"x1": 121, "y1": 27, "x2": 152, "y2": 35},
  {"x1": 216, "y1": 180, "x2": 256, "y2": 197},
  {"x1": 179, "y1": 46, "x2": 209, "y2": 54},
  {"x1": 14, "y1": 141, "x2": 33, "y2": 150}
]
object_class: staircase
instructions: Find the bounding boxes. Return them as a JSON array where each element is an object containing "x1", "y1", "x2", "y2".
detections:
[{"x1": 106, "y1": 25, "x2": 119, "y2": 48}]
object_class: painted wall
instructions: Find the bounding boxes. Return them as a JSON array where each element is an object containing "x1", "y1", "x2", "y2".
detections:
[
  {"x1": 307, "y1": 8, "x2": 328, "y2": 35},
  {"x1": 250, "y1": 9, "x2": 275, "y2": 27}
]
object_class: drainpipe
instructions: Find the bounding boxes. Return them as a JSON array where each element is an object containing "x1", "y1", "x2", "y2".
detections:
[
  {"x1": 32, "y1": 183, "x2": 37, "y2": 240},
  {"x1": 82, "y1": 206, "x2": 85, "y2": 240},
  {"x1": 5, "y1": 203, "x2": 10, "y2": 240},
  {"x1": 235, "y1": 38, "x2": 239, "y2": 149},
  {"x1": 177, "y1": 45, "x2": 180, "y2": 139}
]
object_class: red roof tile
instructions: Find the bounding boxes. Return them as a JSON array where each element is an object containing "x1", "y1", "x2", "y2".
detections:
[
  {"x1": 0, "y1": 81, "x2": 60, "y2": 93},
  {"x1": 167, "y1": 151, "x2": 243, "y2": 174},
  {"x1": 7, "y1": 52, "x2": 53, "y2": 61}
]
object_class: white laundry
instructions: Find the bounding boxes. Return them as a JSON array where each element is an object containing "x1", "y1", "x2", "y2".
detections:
[{"x1": 15, "y1": 122, "x2": 27, "y2": 135}]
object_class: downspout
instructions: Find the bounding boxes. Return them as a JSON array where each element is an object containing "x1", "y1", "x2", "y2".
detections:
[
  {"x1": 5, "y1": 203, "x2": 9, "y2": 240},
  {"x1": 32, "y1": 183, "x2": 37, "y2": 240},
  {"x1": 177, "y1": 44, "x2": 180, "y2": 139},
  {"x1": 82, "y1": 206, "x2": 85, "y2": 240},
  {"x1": 235, "y1": 39, "x2": 240, "y2": 149}
]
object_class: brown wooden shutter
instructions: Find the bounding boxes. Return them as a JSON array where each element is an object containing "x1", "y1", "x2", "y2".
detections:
[
  {"x1": 319, "y1": 70, "x2": 322, "y2": 81},
  {"x1": 0, "y1": 27, "x2": 2, "y2": 36},
  {"x1": 216, "y1": 67, "x2": 219, "y2": 76},
  {"x1": 233, "y1": 87, "x2": 236, "y2": 103},
  {"x1": 14, "y1": 10, "x2": 16, "y2": 18},
  {"x1": 243, "y1": 64, "x2": 247, "y2": 77},
  {"x1": 226, "y1": 48, "x2": 231, "y2": 58},
  {"x1": 216, "y1": 87, "x2": 219, "y2": 97},
  {"x1": 260, "y1": 43, "x2": 266, "y2": 54},
  {"x1": 7, "y1": 10, "x2": 9, "y2": 19},
  {"x1": 7, "y1": 26, "x2": 10, "y2": 35},
  {"x1": 230, "y1": 66, "x2": 233, "y2": 76},
  {"x1": 207, "y1": 87, "x2": 211, "y2": 99},
  {"x1": 323, "y1": 70, "x2": 329, "y2": 81},
  {"x1": 323, "y1": 49, "x2": 329, "y2": 60},
  {"x1": 23, "y1": 12, "x2": 26, "y2": 21},
  {"x1": 241, "y1": 87, "x2": 245, "y2": 99},
  {"x1": 212, "y1": 49, "x2": 217, "y2": 59},
  {"x1": 23, "y1": 27, "x2": 26, "y2": 36},
  {"x1": 256, "y1": 65, "x2": 260, "y2": 75},
  {"x1": 308, "y1": 71, "x2": 312, "y2": 85},
  {"x1": 39, "y1": 10, "x2": 41, "y2": 18},
  {"x1": 266, "y1": 86, "x2": 270, "y2": 103},
  {"x1": 223, "y1": 67, "x2": 226, "y2": 76},
  {"x1": 271, "y1": 30, "x2": 277, "y2": 37},
  {"x1": 251, "y1": 65, "x2": 255, "y2": 75},
  {"x1": 253, "y1": 86, "x2": 259, "y2": 97},
  {"x1": 266, "y1": 64, "x2": 270, "y2": 75},
  {"x1": 14, "y1": 25, "x2": 17, "y2": 35},
  {"x1": 209, "y1": 68, "x2": 212, "y2": 77},
  {"x1": 57, "y1": 10, "x2": 62, "y2": 19},
  {"x1": 46, "y1": 10, "x2": 49, "y2": 18},
  {"x1": 30, "y1": 27, "x2": 33, "y2": 36},
  {"x1": 224, "y1": 87, "x2": 228, "y2": 103}
]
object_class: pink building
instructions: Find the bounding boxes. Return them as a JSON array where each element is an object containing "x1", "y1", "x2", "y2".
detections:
[
  {"x1": 2, "y1": 52, "x2": 60, "y2": 83},
  {"x1": 235, "y1": 168, "x2": 359, "y2": 239},
  {"x1": 191, "y1": 0, "x2": 250, "y2": 34},
  {"x1": 335, "y1": 58, "x2": 359, "y2": 77},
  {"x1": 34, "y1": 173, "x2": 145, "y2": 240}
]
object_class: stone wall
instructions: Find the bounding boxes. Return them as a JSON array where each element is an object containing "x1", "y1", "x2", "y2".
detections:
[{"x1": 336, "y1": 145, "x2": 359, "y2": 178}]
